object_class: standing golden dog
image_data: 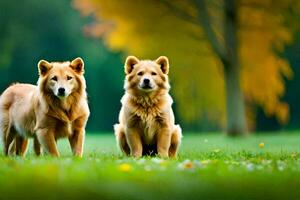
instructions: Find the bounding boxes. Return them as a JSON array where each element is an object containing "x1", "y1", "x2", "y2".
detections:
[
  {"x1": 0, "y1": 58, "x2": 90, "y2": 157},
  {"x1": 114, "y1": 56, "x2": 182, "y2": 158}
]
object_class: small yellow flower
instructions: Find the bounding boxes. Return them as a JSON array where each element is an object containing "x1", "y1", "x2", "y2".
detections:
[
  {"x1": 201, "y1": 160, "x2": 211, "y2": 165},
  {"x1": 259, "y1": 142, "x2": 265, "y2": 149},
  {"x1": 213, "y1": 149, "x2": 221, "y2": 153},
  {"x1": 183, "y1": 161, "x2": 194, "y2": 169},
  {"x1": 291, "y1": 153, "x2": 297, "y2": 159},
  {"x1": 212, "y1": 159, "x2": 219, "y2": 164},
  {"x1": 159, "y1": 161, "x2": 168, "y2": 167},
  {"x1": 118, "y1": 163, "x2": 132, "y2": 172},
  {"x1": 178, "y1": 160, "x2": 194, "y2": 170}
]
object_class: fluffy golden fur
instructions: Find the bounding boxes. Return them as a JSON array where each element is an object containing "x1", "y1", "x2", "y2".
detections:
[
  {"x1": 114, "y1": 56, "x2": 182, "y2": 158},
  {"x1": 0, "y1": 58, "x2": 90, "y2": 157}
]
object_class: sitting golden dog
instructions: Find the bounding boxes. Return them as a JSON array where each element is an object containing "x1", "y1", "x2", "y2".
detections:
[
  {"x1": 114, "y1": 56, "x2": 182, "y2": 158},
  {"x1": 0, "y1": 58, "x2": 90, "y2": 157}
]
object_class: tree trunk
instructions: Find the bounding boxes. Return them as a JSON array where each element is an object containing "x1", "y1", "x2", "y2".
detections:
[
  {"x1": 164, "y1": 0, "x2": 248, "y2": 135},
  {"x1": 223, "y1": 0, "x2": 247, "y2": 136},
  {"x1": 223, "y1": 61, "x2": 247, "y2": 136}
]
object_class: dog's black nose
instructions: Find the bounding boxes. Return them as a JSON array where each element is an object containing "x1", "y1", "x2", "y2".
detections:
[
  {"x1": 143, "y1": 78, "x2": 150, "y2": 85},
  {"x1": 58, "y1": 87, "x2": 65, "y2": 96}
]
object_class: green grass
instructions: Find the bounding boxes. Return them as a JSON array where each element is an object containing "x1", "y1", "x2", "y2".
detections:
[{"x1": 2, "y1": 132, "x2": 300, "y2": 200}]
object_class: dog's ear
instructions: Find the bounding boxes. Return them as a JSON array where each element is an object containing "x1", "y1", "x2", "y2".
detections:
[
  {"x1": 38, "y1": 60, "x2": 52, "y2": 76},
  {"x1": 155, "y1": 56, "x2": 169, "y2": 74},
  {"x1": 125, "y1": 56, "x2": 139, "y2": 74},
  {"x1": 70, "y1": 57, "x2": 84, "y2": 75}
]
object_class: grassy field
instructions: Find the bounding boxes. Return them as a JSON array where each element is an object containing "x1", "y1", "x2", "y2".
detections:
[{"x1": 2, "y1": 132, "x2": 300, "y2": 200}]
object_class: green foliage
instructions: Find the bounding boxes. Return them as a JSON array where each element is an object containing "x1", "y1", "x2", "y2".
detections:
[{"x1": 1, "y1": 133, "x2": 300, "y2": 199}]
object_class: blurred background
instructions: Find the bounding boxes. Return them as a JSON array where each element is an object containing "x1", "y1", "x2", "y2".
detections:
[{"x1": 1, "y1": 0, "x2": 300, "y2": 135}]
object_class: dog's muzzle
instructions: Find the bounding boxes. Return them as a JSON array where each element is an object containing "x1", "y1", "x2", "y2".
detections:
[{"x1": 140, "y1": 78, "x2": 152, "y2": 89}]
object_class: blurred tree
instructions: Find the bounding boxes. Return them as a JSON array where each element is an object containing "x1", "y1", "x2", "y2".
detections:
[{"x1": 74, "y1": 0, "x2": 299, "y2": 135}]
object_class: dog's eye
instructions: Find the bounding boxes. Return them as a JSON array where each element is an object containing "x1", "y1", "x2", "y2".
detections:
[
  {"x1": 51, "y1": 76, "x2": 57, "y2": 81},
  {"x1": 151, "y1": 72, "x2": 157, "y2": 76},
  {"x1": 67, "y1": 76, "x2": 73, "y2": 80},
  {"x1": 137, "y1": 72, "x2": 143, "y2": 76}
]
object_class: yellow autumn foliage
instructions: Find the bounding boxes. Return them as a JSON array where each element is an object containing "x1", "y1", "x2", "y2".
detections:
[{"x1": 73, "y1": 0, "x2": 297, "y2": 128}]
